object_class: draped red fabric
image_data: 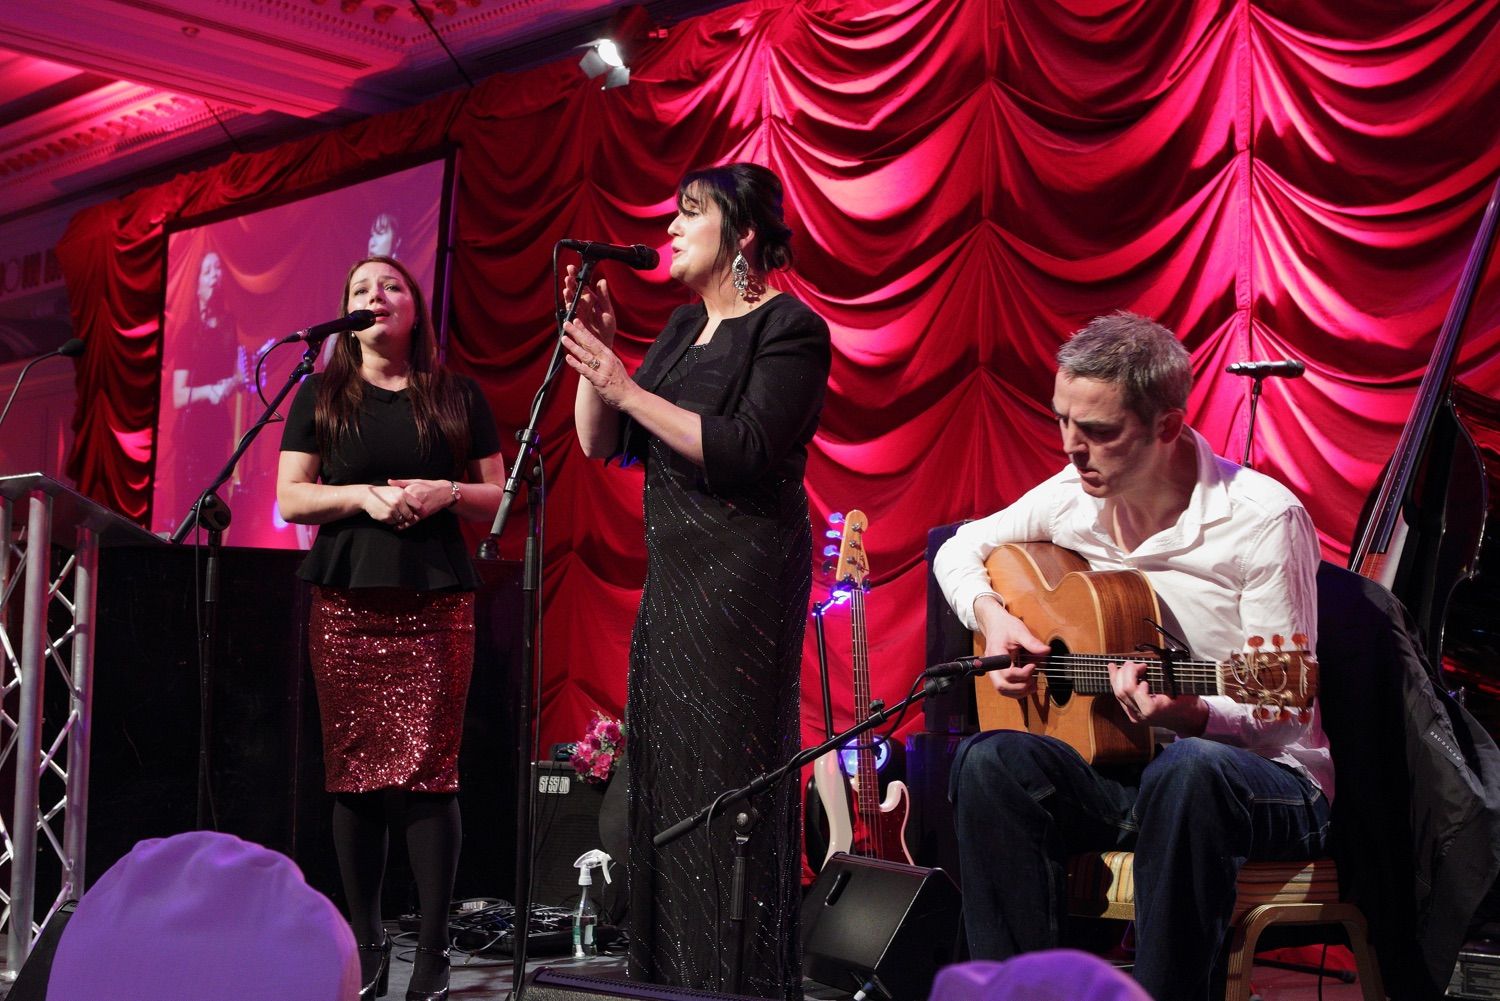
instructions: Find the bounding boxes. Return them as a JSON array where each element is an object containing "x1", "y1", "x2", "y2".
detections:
[{"x1": 59, "y1": 0, "x2": 1500, "y2": 760}]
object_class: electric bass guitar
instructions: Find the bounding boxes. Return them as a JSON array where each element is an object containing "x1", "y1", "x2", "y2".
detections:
[
  {"x1": 811, "y1": 510, "x2": 912, "y2": 865},
  {"x1": 972, "y1": 542, "x2": 1318, "y2": 764}
]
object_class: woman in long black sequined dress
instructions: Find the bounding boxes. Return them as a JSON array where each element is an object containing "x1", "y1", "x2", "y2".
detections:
[{"x1": 564, "y1": 163, "x2": 831, "y2": 1000}]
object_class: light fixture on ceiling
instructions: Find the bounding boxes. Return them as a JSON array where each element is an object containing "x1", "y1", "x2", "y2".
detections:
[
  {"x1": 578, "y1": 39, "x2": 629, "y2": 90},
  {"x1": 576, "y1": 6, "x2": 665, "y2": 91}
]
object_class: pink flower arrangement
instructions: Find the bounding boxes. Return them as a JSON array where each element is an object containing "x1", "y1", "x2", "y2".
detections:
[{"x1": 571, "y1": 713, "x2": 624, "y2": 783}]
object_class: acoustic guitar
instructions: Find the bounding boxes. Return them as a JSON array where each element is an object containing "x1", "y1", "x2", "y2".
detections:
[
  {"x1": 811, "y1": 510, "x2": 912, "y2": 865},
  {"x1": 972, "y1": 542, "x2": 1318, "y2": 764}
]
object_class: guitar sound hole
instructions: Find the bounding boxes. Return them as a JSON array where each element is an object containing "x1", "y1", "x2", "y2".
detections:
[{"x1": 1046, "y1": 640, "x2": 1073, "y2": 706}]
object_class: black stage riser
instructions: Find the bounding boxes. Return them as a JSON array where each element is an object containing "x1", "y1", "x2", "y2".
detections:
[
  {"x1": 526, "y1": 968, "x2": 765, "y2": 1001},
  {"x1": 85, "y1": 546, "x2": 524, "y2": 912}
]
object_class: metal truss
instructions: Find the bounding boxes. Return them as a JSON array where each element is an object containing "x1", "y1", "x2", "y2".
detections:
[{"x1": 0, "y1": 480, "x2": 103, "y2": 978}]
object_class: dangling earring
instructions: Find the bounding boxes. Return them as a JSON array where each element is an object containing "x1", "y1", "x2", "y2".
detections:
[{"x1": 731, "y1": 252, "x2": 750, "y2": 297}]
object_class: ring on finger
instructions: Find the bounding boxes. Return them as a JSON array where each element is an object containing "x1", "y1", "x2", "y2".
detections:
[{"x1": 589, "y1": 358, "x2": 601, "y2": 371}]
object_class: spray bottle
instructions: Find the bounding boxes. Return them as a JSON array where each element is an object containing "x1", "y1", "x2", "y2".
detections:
[{"x1": 571, "y1": 849, "x2": 613, "y2": 958}]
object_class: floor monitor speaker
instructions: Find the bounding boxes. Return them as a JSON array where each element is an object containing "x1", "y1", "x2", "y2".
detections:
[{"x1": 801, "y1": 852, "x2": 962, "y2": 1001}]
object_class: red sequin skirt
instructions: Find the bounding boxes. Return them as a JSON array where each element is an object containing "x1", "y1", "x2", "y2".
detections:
[{"x1": 309, "y1": 586, "x2": 474, "y2": 793}]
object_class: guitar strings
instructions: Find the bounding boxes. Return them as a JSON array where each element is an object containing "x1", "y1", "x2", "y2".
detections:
[
  {"x1": 849, "y1": 587, "x2": 883, "y2": 841},
  {"x1": 1017, "y1": 651, "x2": 1311, "y2": 699}
]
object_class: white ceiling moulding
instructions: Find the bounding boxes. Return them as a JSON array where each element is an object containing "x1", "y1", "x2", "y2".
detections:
[
  {"x1": 0, "y1": 2, "x2": 392, "y2": 119},
  {"x1": 0, "y1": 84, "x2": 211, "y2": 175}
]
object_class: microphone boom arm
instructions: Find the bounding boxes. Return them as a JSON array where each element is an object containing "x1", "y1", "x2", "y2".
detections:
[{"x1": 653, "y1": 676, "x2": 946, "y2": 849}]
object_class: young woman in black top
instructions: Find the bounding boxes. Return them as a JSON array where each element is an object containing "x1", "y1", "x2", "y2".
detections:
[{"x1": 278, "y1": 256, "x2": 504, "y2": 1001}]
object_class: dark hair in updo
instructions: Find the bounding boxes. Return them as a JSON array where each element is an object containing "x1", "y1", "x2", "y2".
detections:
[{"x1": 676, "y1": 162, "x2": 794, "y2": 275}]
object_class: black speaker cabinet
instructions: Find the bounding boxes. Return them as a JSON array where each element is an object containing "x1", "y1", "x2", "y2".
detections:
[
  {"x1": 903, "y1": 731, "x2": 963, "y2": 880},
  {"x1": 925, "y1": 523, "x2": 978, "y2": 734},
  {"x1": 526, "y1": 968, "x2": 764, "y2": 1001},
  {"x1": 530, "y1": 761, "x2": 627, "y2": 922},
  {"x1": 802, "y1": 852, "x2": 962, "y2": 1001}
]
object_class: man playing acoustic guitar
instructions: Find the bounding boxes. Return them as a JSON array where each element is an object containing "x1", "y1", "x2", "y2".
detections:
[{"x1": 932, "y1": 312, "x2": 1331, "y2": 1001}]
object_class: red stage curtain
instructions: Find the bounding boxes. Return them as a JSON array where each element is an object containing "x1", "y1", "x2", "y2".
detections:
[{"x1": 58, "y1": 0, "x2": 1500, "y2": 755}]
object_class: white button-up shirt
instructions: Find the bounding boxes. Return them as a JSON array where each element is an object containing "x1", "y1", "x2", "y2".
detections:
[{"x1": 932, "y1": 428, "x2": 1333, "y2": 798}]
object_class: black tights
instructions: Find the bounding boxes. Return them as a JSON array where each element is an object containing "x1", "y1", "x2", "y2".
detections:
[{"x1": 333, "y1": 789, "x2": 462, "y2": 952}]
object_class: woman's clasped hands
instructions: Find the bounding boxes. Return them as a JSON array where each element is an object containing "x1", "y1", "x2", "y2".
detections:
[{"x1": 363, "y1": 478, "x2": 453, "y2": 529}]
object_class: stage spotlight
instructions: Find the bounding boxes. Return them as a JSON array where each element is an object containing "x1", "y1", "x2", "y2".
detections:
[
  {"x1": 575, "y1": 6, "x2": 665, "y2": 90},
  {"x1": 579, "y1": 39, "x2": 629, "y2": 89}
]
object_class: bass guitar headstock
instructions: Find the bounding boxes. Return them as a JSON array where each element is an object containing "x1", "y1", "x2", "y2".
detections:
[
  {"x1": 1220, "y1": 633, "x2": 1319, "y2": 720},
  {"x1": 821, "y1": 509, "x2": 870, "y2": 596}
]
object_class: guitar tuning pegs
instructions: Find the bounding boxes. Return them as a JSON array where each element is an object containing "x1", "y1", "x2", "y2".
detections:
[
  {"x1": 1270, "y1": 633, "x2": 1285, "y2": 648},
  {"x1": 820, "y1": 561, "x2": 836, "y2": 576},
  {"x1": 1246, "y1": 636, "x2": 1265, "y2": 650},
  {"x1": 828, "y1": 512, "x2": 845, "y2": 526},
  {"x1": 822, "y1": 544, "x2": 840, "y2": 558},
  {"x1": 1291, "y1": 632, "x2": 1309, "y2": 649},
  {"x1": 824, "y1": 529, "x2": 843, "y2": 540}
]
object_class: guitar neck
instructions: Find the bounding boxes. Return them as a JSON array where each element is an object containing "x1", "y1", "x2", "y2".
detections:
[
  {"x1": 850, "y1": 588, "x2": 879, "y2": 800},
  {"x1": 1023, "y1": 651, "x2": 1227, "y2": 697}
]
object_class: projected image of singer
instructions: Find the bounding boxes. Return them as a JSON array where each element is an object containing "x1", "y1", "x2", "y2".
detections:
[
  {"x1": 565, "y1": 163, "x2": 831, "y2": 999},
  {"x1": 931, "y1": 313, "x2": 1328, "y2": 1001},
  {"x1": 367, "y1": 210, "x2": 402, "y2": 260},
  {"x1": 276, "y1": 256, "x2": 504, "y2": 1001},
  {"x1": 166, "y1": 251, "x2": 241, "y2": 522}
]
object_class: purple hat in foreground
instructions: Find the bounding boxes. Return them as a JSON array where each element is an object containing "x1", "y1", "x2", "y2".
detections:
[
  {"x1": 929, "y1": 951, "x2": 1152, "y2": 1001},
  {"x1": 47, "y1": 831, "x2": 358, "y2": 1001}
]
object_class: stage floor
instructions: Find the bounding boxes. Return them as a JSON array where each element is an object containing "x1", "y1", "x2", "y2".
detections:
[{"x1": 0, "y1": 930, "x2": 1375, "y2": 1000}]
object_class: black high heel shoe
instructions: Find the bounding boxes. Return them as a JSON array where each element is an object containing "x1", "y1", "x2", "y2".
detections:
[
  {"x1": 406, "y1": 945, "x2": 450, "y2": 1001},
  {"x1": 357, "y1": 935, "x2": 391, "y2": 999}
]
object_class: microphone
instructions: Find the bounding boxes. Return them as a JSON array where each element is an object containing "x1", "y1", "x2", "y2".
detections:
[
  {"x1": 1226, "y1": 360, "x2": 1305, "y2": 378},
  {"x1": 0, "y1": 338, "x2": 87, "y2": 435},
  {"x1": 282, "y1": 309, "x2": 378, "y2": 347},
  {"x1": 923, "y1": 654, "x2": 1013, "y2": 679},
  {"x1": 559, "y1": 240, "x2": 660, "y2": 270}
]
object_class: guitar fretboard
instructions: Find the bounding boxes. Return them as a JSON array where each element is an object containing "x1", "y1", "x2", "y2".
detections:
[
  {"x1": 849, "y1": 587, "x2": 881, "y2": 831},
  {"x1": 1019, "y1": 651, "x2": 1287, "y2": 698}
]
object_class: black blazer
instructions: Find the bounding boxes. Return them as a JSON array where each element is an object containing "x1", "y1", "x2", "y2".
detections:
[{"x1": 618, "y1": 294, "x2": 831, "y2": 495}]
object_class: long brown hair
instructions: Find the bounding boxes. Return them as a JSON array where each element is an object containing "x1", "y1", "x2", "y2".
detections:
[{"x1": 315, "y1": 256, "x2": 470, "y2": 468}]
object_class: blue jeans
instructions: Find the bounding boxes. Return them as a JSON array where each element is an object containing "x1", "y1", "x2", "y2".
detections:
[{"x1": 949, "y1": 731, "x2": 1330, "y2": 1001}]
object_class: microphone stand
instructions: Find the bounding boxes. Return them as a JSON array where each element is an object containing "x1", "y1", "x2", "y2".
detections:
[
  {"x1": 813, "y1": 595, "x2": 839, "y2": 739},
  {"x1": 169, "y1": 338, "x2": 323, "y2": 830},
  {"x1": 1240, "y1": 373, "x2": 1268, "y2": 469},
  {"x1": 475, "y1": 252, "x2": 598, "y2": 1001},
  {"x1": 653, "y1": 673, "x2": 967, "y2": 995},
  {"x1": 0, "y1": 340, "x2": 83, "y2": 434}
]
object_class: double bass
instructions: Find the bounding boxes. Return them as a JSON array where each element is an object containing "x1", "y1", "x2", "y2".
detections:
[{"x1": 1350, "y1": 177, "x2": 1500, "y2": 733}]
